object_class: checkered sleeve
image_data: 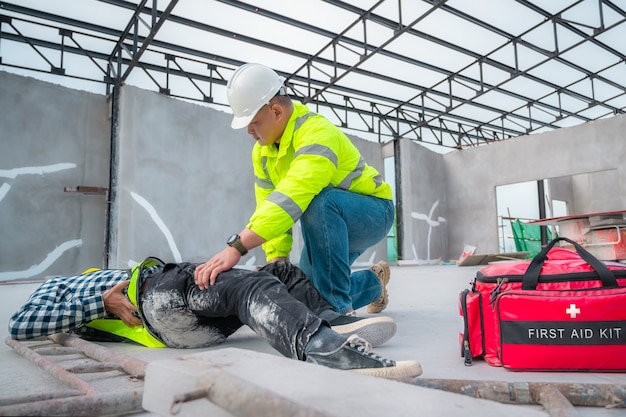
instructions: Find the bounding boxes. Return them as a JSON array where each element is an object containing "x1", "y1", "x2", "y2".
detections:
[{"x1": 8, "y1": 269, "x2": 130, "y2": 340}]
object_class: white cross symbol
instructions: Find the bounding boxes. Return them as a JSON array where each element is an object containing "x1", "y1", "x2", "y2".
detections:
[{"x1": 566, "y1": 304, "x2": 581, "y2": 318}]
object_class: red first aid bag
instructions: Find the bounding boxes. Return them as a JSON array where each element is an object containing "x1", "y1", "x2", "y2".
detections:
[{"x1": 459, "y1": 237, "x2": 626, "y2": 371}]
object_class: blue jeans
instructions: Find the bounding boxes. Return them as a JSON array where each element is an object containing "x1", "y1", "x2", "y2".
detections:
[{"x1": 298, "y1": 188, "x2": 395, "y2": 314}]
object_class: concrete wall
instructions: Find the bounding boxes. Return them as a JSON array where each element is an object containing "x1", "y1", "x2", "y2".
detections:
[
  {"x1": 2, "y1": 71, "x2": 624, "y2": 280},
  {"x1": 397, "y1": 140, "x2": 448, "y2": 264},
  {"x1": 0, "y1": 72, "x2": 110, "y2": 280},
  {"x1": 110, "y1": 85, "x2": 258, "y2": 267},
  {"x1": 442, "y1": 114, "x2": 626, "y2": 260},
  {"x1": 0, "y1": 73, "x2": 388, "y2": 280},
  {"x1": 110, "y1": 86, "x2": 390, "y2": 268}
]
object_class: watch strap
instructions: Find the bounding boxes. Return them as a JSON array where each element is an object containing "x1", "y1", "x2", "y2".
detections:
[{"x1": 227, "y1": 234, "x2": 248, "y2": 256}]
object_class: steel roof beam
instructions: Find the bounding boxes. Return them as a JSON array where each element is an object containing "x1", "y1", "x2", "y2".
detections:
[
  {"x1": 318, "y1": 1, "x2": 592, "y2": 139},
  {"x1": 2, "y1": 0, "x2": 624, "y2": 149},
  {"x1": 327, "y1": 1, "x2": 603, "y2": 119},
  {"x1": 1, "y1": 25, "x2": 518, "y2": 146},
  {"x1": 187, "y1": 0, "x2": 575, "y2": 131},
  {"x1": 108, "y1": 0, "x2": 180, "y2": 83},
  {"x1": 2, "y1": 0, "x2": 565, "y2": 136}
]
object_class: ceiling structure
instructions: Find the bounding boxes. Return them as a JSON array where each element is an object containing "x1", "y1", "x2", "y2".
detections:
[{"x1": 1, "y1": 0, "x2": 625, "y2": 151}]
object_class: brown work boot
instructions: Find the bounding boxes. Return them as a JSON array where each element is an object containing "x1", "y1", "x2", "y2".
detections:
[{"x1": 367, "y1": 261, "x2": 391, "y2": 314}]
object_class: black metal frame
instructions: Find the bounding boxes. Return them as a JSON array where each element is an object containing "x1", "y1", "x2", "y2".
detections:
[{"x1": 1, "y1": 0, "x2": 624, "y2": 150}]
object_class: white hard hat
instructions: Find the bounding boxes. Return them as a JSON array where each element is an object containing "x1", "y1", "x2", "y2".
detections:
[{"x1": 227, "y1": 63, "x2": 285, "y2": 129}]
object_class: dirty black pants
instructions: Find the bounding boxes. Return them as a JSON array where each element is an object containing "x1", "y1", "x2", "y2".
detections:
[{"x1": 140, "y1": 260, "x2": 333, "y2": 360}]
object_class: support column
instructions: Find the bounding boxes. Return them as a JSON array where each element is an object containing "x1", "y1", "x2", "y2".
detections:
[
  {"x1": 105, "y1": 85, "x2": 121, "y2": 268},
  {"x1": 393, "y1": 137, "x2": 404, "y2": 260}
]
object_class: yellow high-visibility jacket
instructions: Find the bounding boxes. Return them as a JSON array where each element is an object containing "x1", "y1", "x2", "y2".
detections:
[
  {"x1": 247, "y1": 102, "x2": 392, "y2": 261},
  {"x1": 86, "y1": 258, "x2": 166, "y2": 348}
]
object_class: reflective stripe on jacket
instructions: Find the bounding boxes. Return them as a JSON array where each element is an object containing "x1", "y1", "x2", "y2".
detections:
[
  {"x1": 247, "y1": 102, "x2": 392, "y2": 261},
  {"x1": 86, "y1": 257, "x2": 166, "y2": 348}
]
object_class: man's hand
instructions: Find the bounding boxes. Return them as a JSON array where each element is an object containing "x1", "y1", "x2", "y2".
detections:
[
  {"x1": 103, "y1": 281, "x2": 142, "y2": 327},
  {"x1": 195, "y1": 228, "x2": 267, "y2": 290},
  {"x1": 194, "y1": 246, "x2": 241, "y2": 290}
]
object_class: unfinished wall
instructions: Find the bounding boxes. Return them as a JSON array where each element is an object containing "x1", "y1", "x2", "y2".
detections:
[
  {"x1": 110, "y1": 86, "x2": 390, "y2": 268},
  {"x1": 442, "y1": 114, "x2": 626, "y2": 260},
  {"x1": 109, "y1": 85, "x2": 258, "y2": 267},
  {"x1": 0, "y1": 72, "x2": 389, "y2": 281},
  {"x1": 548, "y1": 175, "x2": 574, "y2": 209},
  {"x1": 3, "y1": 70, "x2": 624, "y2": 280},
  {"x1": 0, "y1": 71, "x2": 110, "y2": 280},
  {"x1": 397, "y1": 140, "x2": 448, "y2": 264}
]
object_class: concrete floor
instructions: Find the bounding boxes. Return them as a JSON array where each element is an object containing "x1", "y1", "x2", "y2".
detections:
[{"x1": 1, "y1": 263, "x2": 624, "y2": 416}]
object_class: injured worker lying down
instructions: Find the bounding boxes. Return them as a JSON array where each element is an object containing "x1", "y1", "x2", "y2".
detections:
[{"x1": 9, "y1": 258, "x2": 421, "y2": 380}]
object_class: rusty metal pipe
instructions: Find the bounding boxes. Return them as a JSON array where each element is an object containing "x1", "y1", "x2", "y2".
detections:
[
  {"x1": 0, "y1": 389, "x2": 143, "y2": 416},
  {"x1": 31, "y1": 346, "x2": 83, "y2": 355},
  {"x1": 5, "y1": 335, "x2": 146, "y2": 416},
  {"x1": 49, "y1": 333, "x2": 147, "y2": 377},
  {"x1": 64, "y1": 362, "x2": 125, "y2": 374},
  {"x1": 410, "y1": 378, "x2": 625, "y2": 408},
  {"x1": 0, "y1": 390, "x2": 83, "y2": 406},
  {"x1": 539, "y1": 385, "x2": 581, "y2": 417},
  {"x1": 5, "y1": 337, "x2": 97, "y2": 395},
  {"x1": 169, "y1": 367, "x2": 334, "y2": 417}
]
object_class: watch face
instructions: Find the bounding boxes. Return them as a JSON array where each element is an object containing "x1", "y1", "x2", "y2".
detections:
[
  {"x1": 227, "y1": 234, "x2": 238, "y2": 245},
  {"x1": 226, "y1": 234, "x2": 247, "y2": 255}
]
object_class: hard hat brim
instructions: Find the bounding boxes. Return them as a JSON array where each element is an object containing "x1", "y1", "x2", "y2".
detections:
[{"x1": 231, "y1": 113, "x2": 255, "y2": 129}]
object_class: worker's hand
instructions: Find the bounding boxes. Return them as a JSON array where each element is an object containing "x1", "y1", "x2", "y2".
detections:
[
  {"x1": 194, "y1": 247, "x2": 241, "y2": 290},
  {"x1": 103, "y1": 281, "x2": 142, "y2": 327}
]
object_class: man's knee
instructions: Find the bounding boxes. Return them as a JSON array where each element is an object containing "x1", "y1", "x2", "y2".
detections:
[{"x1": 260, "y1": 261, "x2": 309, "y2": 286}]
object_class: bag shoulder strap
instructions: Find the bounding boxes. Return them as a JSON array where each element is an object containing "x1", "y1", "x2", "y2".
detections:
[{"x1": 522, "y1": 237, "x2": 617, "y2": 290}]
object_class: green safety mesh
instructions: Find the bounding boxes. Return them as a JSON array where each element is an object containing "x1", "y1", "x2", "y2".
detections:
[{"x1": 511, "y1": 219, "x2": 554, "y2": 258}]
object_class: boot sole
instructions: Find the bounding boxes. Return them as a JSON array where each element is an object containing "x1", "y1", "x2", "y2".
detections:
[
  {"x1": 367, "y1": 261, "x2": 391, "y2": 314},
  {"x1": 350, "y1": 360, "x2": 423, "y2": 380},
  {"x1": 331, "y1": 316, "x2": 397, "y2": 347}
]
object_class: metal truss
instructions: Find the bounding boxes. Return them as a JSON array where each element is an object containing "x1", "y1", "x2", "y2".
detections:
[{"x1": 1, "y1": 0, "x2": 624, "y2": 150}]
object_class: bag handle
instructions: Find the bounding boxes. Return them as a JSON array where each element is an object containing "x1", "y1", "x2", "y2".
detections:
[{"x1": 522, "y1": 236, "x2": 618, "y2": 290}]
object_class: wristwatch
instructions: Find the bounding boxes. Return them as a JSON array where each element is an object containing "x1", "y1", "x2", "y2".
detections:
[{"x1": 227, "y1": 234, "x2": 248, "y2": 256}]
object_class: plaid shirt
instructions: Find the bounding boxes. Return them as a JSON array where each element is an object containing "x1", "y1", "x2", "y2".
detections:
[{"x1": 9, "y1": 266, "x2": 159, "y2": 340}]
